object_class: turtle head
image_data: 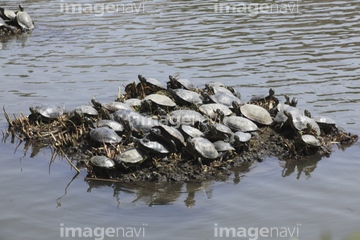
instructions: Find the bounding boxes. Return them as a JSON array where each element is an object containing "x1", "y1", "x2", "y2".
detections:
[
  {"x1": 291, "y1": 97, "x2": 298, "y2": 107},
  {"x1": 18, "y1": 5, "x2": 24, "y2": 12},
  {"x1": 304, "y1": 109, "x2": 311, "y2": 118},
  {"x1": 284, "y1": 95, "x2": 290, "y2": 105},
  {"x1": 269, "y1": 88, "x2": 275, "y2": 97}
]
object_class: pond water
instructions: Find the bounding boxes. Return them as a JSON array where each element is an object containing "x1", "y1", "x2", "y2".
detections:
[{"x1": 0, "y1": 0, "x2": 359, "y2": 239}]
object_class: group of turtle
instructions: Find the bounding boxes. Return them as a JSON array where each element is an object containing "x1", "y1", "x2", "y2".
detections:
[
  {"x1": 0, "y1": 5, "x2": 34, "y2": 36},
  {"x1": 28, "y1": 75, "x2": 337, "y2": 171}
]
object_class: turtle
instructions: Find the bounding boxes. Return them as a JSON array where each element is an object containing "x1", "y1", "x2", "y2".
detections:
[
  {"x1": 223, "y1": 116, "x2": 258, "y2": 132},
  {"x1": 115, "y1": 111, "x2": 160, "y2": 137},
  {"x1": 0, "y1": 7, "x2": 16, "y2": 21},
  {"x1": 249, "y1": 88, "x2": 279, "y2": 110},
  {"x1": 230, "y1": 131, "x2": 252, "y2": 148},
  {"x1": 142, "y1": 94, "x2": 176, "y2": 109},
  {"x1": 152, "y1": 125, "x2": 185, "y2": 149},
  {"x1": 123, "y1": 98, "x2": 142, "y2": 108},
  {"x1": 137, "y1": 75, "x2": 164, "y2": 96},
  {"x1": 301, "y1": 134, "x2": 321, "y2": 147},
  {"x1": 240, "y1": 104, "x2": 273, "y2": 125},
  {"x1": 29, "y1": 105, "x2": 64, "y2": 121},
  {"x1": 167, "y1": 75, "x2": 195, "y2": 90},
  {"x1": 102, "y1": 102, "x2": 133, "y2": 112},
  {"x1": 72, "y1": 105, "x2": 98, "y2": 118},
  {"x1": 168, "y1": 109, "x2": 207, "y2": 127},
  {"x1": 170, "y1": 89, "x2": 203, "y2": 106},
  {"x1": 114, "y1": 148, "x2": 146, "y2": 165},
  {"x1": 16, "y1": 5, "x2": 34, "y2": 32},
  {"x1": 208, "y1": 123, "x2": 233, "y2": 141},
  {"x1": 89, "y1": 127, "x2": 122, "y2": 144},
  {"x1": 283, "y1": 110, "x2": 321, "y2": 136},
  {"x1": 185, "y1": 137, "x2": 219, "y2": 165},
  {"x1": 138, "y1": 138, "x2": 169, "y2": 156},
  {"x1": 179, "y1": 125, "x2": 205, "y2": 140},
  {"x1": 312, "y1": 116, "x2": 337, "y2": 132},
  {"x1": 206, "y1": 85, "x2": 234, "y2": 96},
  {"x1": 213, "y1": 140, "x2": 235, "y2": 152},
  {"x1": 96, "y1": 119, "x2": 124, "y2": 133},
  {"x1": 198, "y1": 103, "x2": 233, "y2": 120},
  {"x1": 205, "y1": 92, "x2": 242, "y2": 108},
  {"x1": 90, "y1": 156, "x2": 115, "y2": 168}
]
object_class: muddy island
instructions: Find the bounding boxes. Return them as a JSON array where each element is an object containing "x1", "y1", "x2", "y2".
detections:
[{"x1": 3, "y1": 75, "x2": 358, "y2": 182}]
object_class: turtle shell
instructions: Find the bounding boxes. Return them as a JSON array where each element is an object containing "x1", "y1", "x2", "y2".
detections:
[
  {"x1": 90, "y1": 127, "x2": 122, "y2": 144},
  {"x1": 187, "y1": 137, "x2": 219, "y2": 159},
  {"x1": 240, "y1": 104, "x2": 273, "y2": 125},
  {"x1": 90, "y1": 156, "x2": 115, "y2": 168},
  {"x1": 199, "y1": 103, "x2": 232, "y2": 119},
  {"x1": 114, "y1": 148, "x2": 146, "y2": 164},
  {"x1": 223, "y1": 116, "x2": 258, "y2": 132}
]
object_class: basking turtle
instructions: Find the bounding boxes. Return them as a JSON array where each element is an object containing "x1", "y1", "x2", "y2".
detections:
[
  {"x1": 205, "y1": 92, "x2": 242, "y2": 108},
  {"x1": 301, "y1": 134, "x2": 321, "y2": 147},
  {"x1": 223, "y1": 116, "x2": 258, "y2": 132},
  {"x1": 152, "y1": 125, "x2": 185, "y2": 149},
  {"x1": 90, "y1": 156, "x2": 115, "y2": 169},
  {"x1": 185, "y1": 137, "x2": 219, "y2": 165},
  {"x1": 29, "y1": 105, "x2": 64, "y2": 121},
  {"x1": 0, "y1": 7, "x2": 16, "y2": 21},
  {"x1": 284, "y1": 110, "x2": 321, "y2": 136},
  {"x1": 138, "y1": 138, "x2": 169, "y2": 156},
  {"x1": 114, "y1": 148, "x2": 146, "y2": 165},
  {"x1": 230, "y1": 131, "x2": 252, "y2": 148},
  {"x1": 170, "y1": 89, "x2": 203, "y2": 106},
  {"x1": 179, "y1": 125, "x2": 205, "y2": 140},
  {"x1": 249, "y1": 88, "x2": 279, "y2": 110},
  {"x1": 240, "y1": 104, "x2": 273, "y2": 125},
  {"x1": 137, "y1": 75, "x2": 164, "y2": 96},
  {"x1": 213, "y1": 140, "x2": 235, "y2": 152},
  {"x1": 312, "y1": 116, "x2": 337, "y2": 132},
  {"x1": 208, "y1": 123, "x2": 233, "y2": 141},
  {"x1": 141, "y1": 94, "x2": 176, "y2": 112},
  {"x1": 16, "y1": 5, "x2": 34, "y2": 32},
  {"x1": 167, "y1": 75, "x2": 195, "y2": 90},
  {"x1": 168, "y1": 109, "x2": 206, "y2": 127},
  {"x1": 72, "y1": 105, "x2": 98, "y2": 118},
  {"x1": 96, "y1": 119, "x2": 124, "y2": 133},
  {"x1": 89, "y1": 127, "x2": 122, "y2": 144},
  {"x1": 198, "y1": 103, "x2": 232, "y2": 120}
]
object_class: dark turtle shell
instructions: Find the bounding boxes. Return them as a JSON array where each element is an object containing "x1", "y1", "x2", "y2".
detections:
[
  {"x1": 168, "y1": 110, "x2": 206, "y2": 127},
  {"x1": 186, "y1": 137, "x2": 219, "y2": 159},
  {"x1": 29, "y1": 105, "x2": 64, "y2": 119},
  {"x1": 180, "y1": 125, "x2": 205, "y2": 139},
  {"x1": 199, "y1": 103, "x2": 232, "y2": 119},
  {"x1": 207, "y1": 92, "x2": 242, "y2": 108},
  {"x1": 223, "y1": 116, "x2": 258, "y2": 132},
  {"x1": 213, "y1": 140, "x2": 235, "y2": 152},
  {"x1": 139, "y1": 139, "x2": 169, "y2": 156},
  {"x1": 114, "y1": 148, "x2": 146, "y2": 164},
  {"x1": 96, "y1": 120, "x2": 124, "y2": 133},
  {"x1": 90, "y1": 127, "x2": 122, "y2": 144},
  {"x1": 90, "y1": 156, "x2": 115, "y2": 168},
  {"x1": 171, "y1": 89, "x2": 203, "y2": 105},
  {"x1": 168, "y1": 75, "x2": 195, "y2": 90}
]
